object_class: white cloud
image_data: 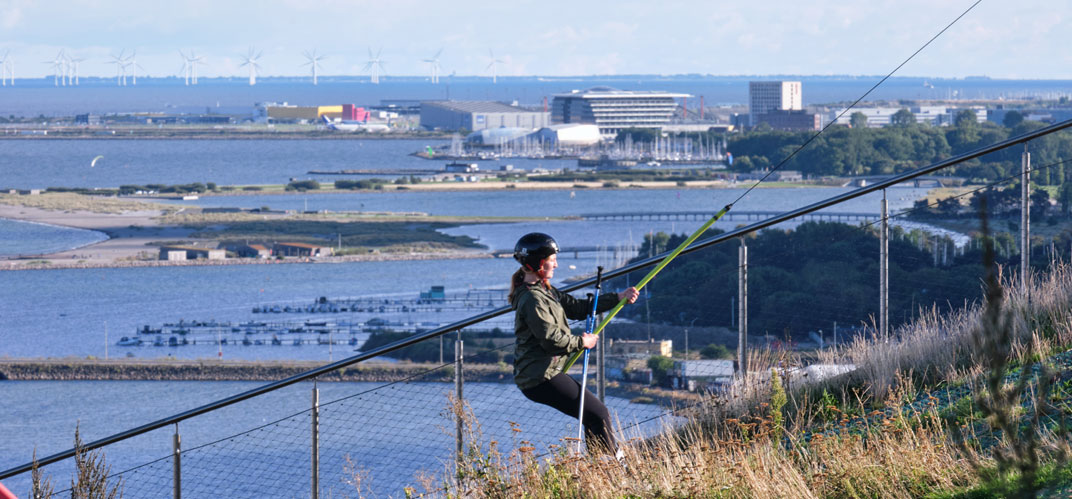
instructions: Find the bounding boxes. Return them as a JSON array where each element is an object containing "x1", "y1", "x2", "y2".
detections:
[
  {"x1": 0, "y1": 1, "x2": 25, "y2": 29},
  {"x1": 1, "y1": 0, "x2": 1070, "y2": 78}
]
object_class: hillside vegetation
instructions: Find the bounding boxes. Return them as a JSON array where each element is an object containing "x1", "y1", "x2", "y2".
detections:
[{"x1": 439, "y1": 258, "x2": 1072, "y2": 498}]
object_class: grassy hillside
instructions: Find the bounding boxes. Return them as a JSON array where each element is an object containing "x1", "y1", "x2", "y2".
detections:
[{"x1": 436, "y1": 261, "x2": 1072, "y2": 498}]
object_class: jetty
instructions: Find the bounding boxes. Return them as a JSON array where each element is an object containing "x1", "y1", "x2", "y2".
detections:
[{"x1": 579, "y1": 210, "x2": 879, "y2": 223}]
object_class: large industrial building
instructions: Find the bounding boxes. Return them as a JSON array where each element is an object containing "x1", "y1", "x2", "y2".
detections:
[
  {"x1": 259, "y1": 103, "x2": 370, "y2": 123},
  {"x1": 550, "y1": 87, "x2": 690, "y2": 138},
  {"x1": 420, "y1": 101, "x2": 549, "y2": 132},
  {"x1": 749, "y1": 81, "x2": 802, "y2": 127}
]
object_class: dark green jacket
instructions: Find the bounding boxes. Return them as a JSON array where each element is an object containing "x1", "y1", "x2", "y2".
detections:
[{"x1": 511, "y1": 282, "x2": 619, "y2": 390}]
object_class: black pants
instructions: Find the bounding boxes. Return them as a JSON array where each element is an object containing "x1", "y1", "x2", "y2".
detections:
[{"x1": 521, "y1": 372, "x2": 616, "y2": 453}]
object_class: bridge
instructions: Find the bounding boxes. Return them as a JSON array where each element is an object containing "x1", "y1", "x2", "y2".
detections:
[
  {"x1": 493, "y1": 245, "x2": 640, "y2": 259},
  {"x1": 579, "y1": 210, "x2": 879, "y2": 223},
  {"x1": 842, "y1": 174, "x2": 967, "y2": 188}
]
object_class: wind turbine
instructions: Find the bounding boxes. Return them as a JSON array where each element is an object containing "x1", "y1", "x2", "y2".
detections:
[
  {"x1": 110, "y1": 50, "x2": 128, "y2": 86},
  {"x1": 363, "y1": 47, "x2": 385, "y2": 84},
  {"x1": 61, "y1": 51, "x2": 73, "y2": 86},
  {"x1": 125, "y1": 50, "x2": 143, "y2": 85},
  {"x1": 185, "y1": 51, "x2": 205, "y2": 85},
  {"x1": 45, "y1": 50, "x2": 66, "y2": 86},
  {"x1": 0, "y1": 50, "x2": 10, "y2": 86},
  {"x1": 423, "y1": 48, "x2": 442, "y2": 84},
  {"x1": 1, "y1": 51, "x2": 13, "y2": 86},
  {"x1": 486, "y1": 49, "x2": 504, "y2": 84},
  {"x1": 178, "y1": 50, "x2": 191, "y2": 85},
  {"x1": 303, "y1": 49, "x2": 324, "y2": 85},
  {"x1": 239, "y1": 47, "x2": 261, "y2": 86},
  {"x1": 66, "y1": 54, "x2": 84, "y2": 85}
]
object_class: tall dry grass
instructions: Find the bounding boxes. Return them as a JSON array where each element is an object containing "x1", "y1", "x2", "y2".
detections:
[
  {"x1": 435, "y1": 259, "x2": 1072, "y2": 497},
  {"x1": 436, "y1": 381, "x2": 980, "y2": 498},
  {"x1": 0, "y1": 193, "x2": 176, "y2": 214}
]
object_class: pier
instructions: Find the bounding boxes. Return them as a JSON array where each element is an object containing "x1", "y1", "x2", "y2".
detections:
[
  {"x1": 579, "y1": 210, "x2": 879, "y2": 223},
  {"x1": 308, "y1": 169, "x2": 441, "y2": 176}
]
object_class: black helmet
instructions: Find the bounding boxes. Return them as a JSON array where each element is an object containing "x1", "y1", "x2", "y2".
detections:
[{"x1": 514, "y1": 232, "x2": 559, "y2": 271}]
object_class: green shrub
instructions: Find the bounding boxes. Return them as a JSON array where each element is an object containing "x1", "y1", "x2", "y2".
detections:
[{"x1": 286, "y1": 180, "x2": 320, "y2": 192}]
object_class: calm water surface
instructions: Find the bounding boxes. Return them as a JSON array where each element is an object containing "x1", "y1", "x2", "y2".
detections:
[{"x1": 0, "y1": 379, "x2": 671, "y2": 497}]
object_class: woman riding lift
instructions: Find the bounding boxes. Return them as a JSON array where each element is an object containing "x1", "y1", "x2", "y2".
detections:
[{"x1": 509, "y1": 232, "x2": 639, "y2": 456}]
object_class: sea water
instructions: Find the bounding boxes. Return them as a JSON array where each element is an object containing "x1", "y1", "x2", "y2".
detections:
[
  {"x1": 0, "y1": 218, "x2": 108, "y2": 256},
  {"x1": 2, "y1": 75, "x2": 1069, "y2": 116},
  {"x1": 0, "y1": 379, "x2": 671, "y2": 496}
]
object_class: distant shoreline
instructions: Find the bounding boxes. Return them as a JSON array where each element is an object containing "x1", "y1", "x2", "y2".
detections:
[
  {"x1": 0, "y1": 131, "x2": 449, "y2": 140},
  {"x1": 0, "y1": 357, "x2": 510, "y2": 382}
]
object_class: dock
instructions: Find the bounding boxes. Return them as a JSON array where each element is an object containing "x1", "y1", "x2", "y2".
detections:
[
  {"x1": 308, "y1": 169, "x2": 442, "y2": 176},
  {"x1": 579, "y1": 210, "x2": 879, "y2": 223}
]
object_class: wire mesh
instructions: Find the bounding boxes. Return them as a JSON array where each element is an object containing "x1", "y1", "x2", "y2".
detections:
[{"x1": 9, "y1": 140, "x2": 1071, "y2": 498}]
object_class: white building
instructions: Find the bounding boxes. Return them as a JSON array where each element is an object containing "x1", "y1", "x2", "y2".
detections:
[
  {"x1": 551, "y1": 87, "x2": 691, "y2": 138},
  {"x1": 749, "y1": 81, "x2": 802, "y2": 126},
  {"x1": 830, "y1": 106, "x2": 988, "y2": 127},
  {"x1": 531, "y1": 124, "x2": 603, "y2": 147},
  {"x1": 420, "y1": 101, "x2": 549, "y2": 132}
]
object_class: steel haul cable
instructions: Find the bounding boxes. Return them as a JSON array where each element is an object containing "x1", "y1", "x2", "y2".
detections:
[{"x1": 563, "y1": 0, "x2": 985, "y2": 372}]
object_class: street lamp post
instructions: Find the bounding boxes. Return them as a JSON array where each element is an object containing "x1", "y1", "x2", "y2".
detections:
[{"x1": 685, "y1": 318, "x2": 698, "y2": 360}]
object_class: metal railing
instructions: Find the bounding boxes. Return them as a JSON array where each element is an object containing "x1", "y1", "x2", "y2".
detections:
[{"x1": 4, "y1": 119, "x2": 1071, "y2": 496}]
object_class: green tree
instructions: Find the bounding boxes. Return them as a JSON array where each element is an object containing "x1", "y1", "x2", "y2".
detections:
[
  {"x1": 890, "y1": 108, "x2": 916, "y2": 127},
  {"x1": 955, "y1": 109, "x2": 979, "y2": 128},
  {"x1": 1002, "y1": 110, "x2": 1024, "y2": 128},
  {"x1": 1051, "y1": 163, "x2": 1065, "y2": 187},
  {"x1": 948, "y1": 109, "x2": 982, "y2": 154},
  {"x1": 849, "y1": 112, "x2": 869, "y2": 129},
  {"x1": 647, "y1": 355, "x2": 675, "y2": 387},
  {"x1": 286, "y1": 180, "x2": 320, "y2": 192},
  {"x1": 700, "y1": 343, "x2": 731, "y2": 359},
  {"x1": 640, "y1": 231, "x2": 671, "y2": 256},
  {"x1": 1061, "y1": 181, "x2": 1072, "y2": 215}
]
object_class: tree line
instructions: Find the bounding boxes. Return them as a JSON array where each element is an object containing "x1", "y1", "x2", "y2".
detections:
[
  {"x1": 606, "y1": 221, "x2": 1062, "y2": 342},
  {"x1": 625, "y1": 112, "x2": 1071, "y2": 184}
]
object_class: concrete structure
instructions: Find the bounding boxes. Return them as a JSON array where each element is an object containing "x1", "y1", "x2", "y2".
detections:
[
  {"x1": 420, "y1": 101, "x2": 549, "y2": 132},
  {"x1": 662, "y1": 123, "x2": 735, "y2": 134},
  {"x1": 749, "y1": 81, "x2": 802, "y2": 127},
  {"x1": 264, "y1": 104, "x2": 319, "y2": 122},
  {"x1": 465, "y1": 127, "x2": 534, "y2": 146},
  {"x1": 830, "y1": 106, "x2": 988, "y2": 127},
  {"x1": 158, "y1": 245, "x2": 225, "y2": 261},
  {"x1": 754, "y1": 110, "x2": 821, "y2": 131},
  {"x1": 671, "y1": 359, "x2": 735, "y2": 391},
  {"x1": 988, "y1": 107, "x2": 1072, "y2": 125},
  {"x1": 608, "y1": 339, "x2": 673, "y2": 358},
  {"x1": 735, "y1": 170, "x2": 803, "y2": 182},
  {"x1": 551, "y1": 87, "x2": 690, "y2": 138},
  {"x1": 226, "y1": 243, "x2": 271, "y2": 259},
  {"x1": 74, "y1": 114, "x2": 101, "y2": 125},
  {"x1": 530, "y1": 124, "x2": 603, "y2": 147},
  {"x1": 273, "y1": 242, "x2": 333, "y2": 257}
]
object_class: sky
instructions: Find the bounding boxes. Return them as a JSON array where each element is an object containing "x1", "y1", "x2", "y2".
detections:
[{"x1": 0, "y1": 0, "x2": 1070, "y2": 80}]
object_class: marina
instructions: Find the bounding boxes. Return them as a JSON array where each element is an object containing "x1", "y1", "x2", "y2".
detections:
[{"x1": 120, "y1": 287, "x2": 514, "y2": 350}]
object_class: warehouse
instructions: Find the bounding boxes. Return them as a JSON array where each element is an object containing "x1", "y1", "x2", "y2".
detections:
[
  {"x1": 420, "y1": 101, "x2": 549, "y2": 132},
  {"x1": 158, "y1": 245, "x2": 226, "y2": 261}
]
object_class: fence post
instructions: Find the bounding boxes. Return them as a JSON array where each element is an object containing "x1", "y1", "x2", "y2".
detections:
[
  {"x1": 1022, "y1": 143, "x2": 1031, "y2": 297},
  {"x1": 881, "y1": 189, "x2": 889, "y2": 342},
  {"x1": 455, "y1": 338, "x2": 464, "y2": 465},
  {"x1": 738, "y1": 238, "x2": 748, "y2": 378},
  {"x1": 312, "y1": 385, "x2": 319, "y2": 499},
  {"x1": 172, "y1": 424, "x2": 181, "y2": 499},
  {"x1": 597, "y1": 313, "x2": 605, "y2": 402}
]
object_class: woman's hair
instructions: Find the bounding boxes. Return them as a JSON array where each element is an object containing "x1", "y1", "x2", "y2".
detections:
[{"x1": 507, "y1": 267, "x2": 526, "y2": 304}]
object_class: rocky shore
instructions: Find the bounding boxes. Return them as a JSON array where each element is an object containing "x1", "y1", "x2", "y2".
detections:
[
  {"x1": 0, "y1": 358, "x2": 514, "y2": 382},
  {"x1": 3, "y1": 249, "x2": 493, "y2": 271}
]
